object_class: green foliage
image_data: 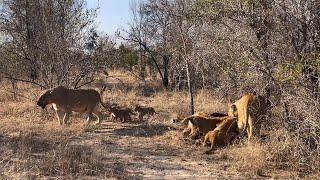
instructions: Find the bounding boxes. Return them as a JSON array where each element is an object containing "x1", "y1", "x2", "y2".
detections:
[
  {"x1": 276, "y1": 62, "x2": 303, "y2": 83},
  {"x1": 195, "y1": 0, "x2": 218, "y2": 6},
  {"x1": 122, "y1": 51, "x2": 138, "y2": 69},
  {"x1": 116, "y1": 44, "x2": 138, "y2": 69},
  {"x1": 85, "y1": 28, "x2": 99, "y2": 53},
  {"x1": 194, "y1": 0, "x2": 219, "y2": 15},
  {"x1": 242, "y1": 0, "x2": 254, "y2": 7}
]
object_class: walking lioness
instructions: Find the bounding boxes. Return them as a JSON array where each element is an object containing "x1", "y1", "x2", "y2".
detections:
[{"x1": 37, "y1": 86, "x2": 107, "y2": 125}]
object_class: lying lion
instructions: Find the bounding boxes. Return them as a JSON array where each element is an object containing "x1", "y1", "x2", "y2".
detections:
[
  {"x1": 134, "y1": 105, "x2": 156, "y2": 120},
  {"x1": 180, "y1": 113, "x2": 228, "y2": 139},
  {"x1": 203, "y1": 116, "x2": 238, "y2": 154},
  {"x1": 37, "y1": 86, "x2": 107, "y2": 125},
  {"x1": 171, "y1": 112, "x2": 228, "y2": 123}
]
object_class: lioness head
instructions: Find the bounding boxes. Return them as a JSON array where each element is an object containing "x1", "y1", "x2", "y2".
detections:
[
  {"x1": 37, "y1": 90, "x2": 54, "y2": 109},
  {"x1": 227, "y1": 104, "x2": 238, "y2": 117}
]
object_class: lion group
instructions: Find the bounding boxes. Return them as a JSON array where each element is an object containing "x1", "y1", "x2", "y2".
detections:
[
  {"x1": 37, "y1": 86, "x2": 156, "y2": 125},
  {"x1": 37, "y1": 86, "x2": 270, "y2": 153},
  {"x1": 175, "y1": 93, "x2": 270, "y2": 153}
]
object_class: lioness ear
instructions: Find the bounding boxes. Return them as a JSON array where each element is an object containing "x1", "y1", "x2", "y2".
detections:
[{"x1": 230, "y1": 104, "x2": 237, "y2": 111}]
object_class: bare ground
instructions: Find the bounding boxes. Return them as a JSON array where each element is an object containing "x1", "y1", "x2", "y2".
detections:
[{"x1": 68, "y1": 120, "x2": 243, "y2": 179}]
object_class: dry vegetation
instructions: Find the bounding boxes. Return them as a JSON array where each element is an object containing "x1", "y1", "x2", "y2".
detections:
[
  {"x1": 0, "y1": 0, "x2": 319, "y2": 179},
  {"x1": 0, "y1": 70, "x2": 318, "y2": 179},
  {"x1": 0, "y1": 84, "x2": 102, "y2": 178}
]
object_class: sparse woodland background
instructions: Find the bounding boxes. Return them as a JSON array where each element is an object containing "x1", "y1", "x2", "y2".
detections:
[{"x1": 0, "y1": 0, "x2": 319, "y2": 175}]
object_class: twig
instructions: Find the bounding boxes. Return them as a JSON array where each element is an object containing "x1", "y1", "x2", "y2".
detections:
[
  {"x1": 74, "y1": 79, "x2": 95, "y2": 89},
  {"x1": 2, "y1": 76, "x2": 47, "y2": 89}
]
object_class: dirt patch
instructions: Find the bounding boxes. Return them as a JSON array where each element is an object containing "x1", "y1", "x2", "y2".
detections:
[{"x1": 65, "y1": 121, "x2": 243, "y2": 179}]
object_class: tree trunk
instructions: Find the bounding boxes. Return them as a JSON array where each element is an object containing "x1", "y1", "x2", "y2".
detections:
[
  {"x1": 185, "y1": 59, "x2": 194, "y2": 114},
  {"x1": 162, "y1": 55, "x2": 169, "y2": 88},
  {"x1": 176, "y1": 19, "x2": 195, "y2": 115},
  {"x1": 139, "y1": 45, "x2": 146, "y2": 80},
  {"x1": 11, "y1": 80, "x2": 17, "y2": 100}
]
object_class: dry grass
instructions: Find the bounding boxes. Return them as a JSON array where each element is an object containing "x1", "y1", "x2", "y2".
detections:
[
  {"x1": 0, "y1": 82, "x2": 103, "y2": 179},
  {"x1": 265, "y1": 128, "x2": 320, "y2": 173},
  {"x1": 228, "y1": 142, "x2": 266, "y2": 177},
  {"x1": 39, "y1": 144, "x2": 105, "y2": 177},
  {"x1": 151, "y1": 89, "x2": 227, "y2": 118},
  {"x1": 0, "y1": 101, "x2": 87, "y2": 140},
  {"x1": 0, "y1": 70, "x2": 319, "y2": 178}
]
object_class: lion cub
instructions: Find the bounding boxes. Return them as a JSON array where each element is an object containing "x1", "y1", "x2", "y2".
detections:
[
  {"x1": 203, "y1": 116, "x2": 238, "y2": 154},
  {"x1": 107, "y1": 106, "x2": 134, "y2": 122},
  {"x1": 181, "y1": 114, "x2": 227, "y2": 139},
  {"x1": 134, "y1": 105, "x2": 156, "y2": 120}
]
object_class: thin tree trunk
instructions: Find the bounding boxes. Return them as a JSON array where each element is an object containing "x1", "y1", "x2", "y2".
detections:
[
  {"x1": 185, "y1": 59, "x2": 194, "y2": 114},
  {"x1": 176, "y1": 21, "x2": 195, "y2": 115},
  {"x1": 139, "y1": 44, "x2": 145, "y2": 80},
  {"x1": 11, "y1": 80, "x2": 17, "y2": 100}
]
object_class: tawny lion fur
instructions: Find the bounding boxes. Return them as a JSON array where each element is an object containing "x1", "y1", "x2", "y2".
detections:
[
  {"x1": 203, "y1": 116, "x2": 238, "y2": 154},
  {"x1": 181, "y1": 114, "x2": 227, "y2": 139},
  {"x1": 37, "y1": 86, "x2": 107, "y2": 125},
  {"x1": 228, "y1": 93, "x2": 269, "y2": 142},
  {"x1": 171, "y1": 112, "x2": 227, "y2": 124}
]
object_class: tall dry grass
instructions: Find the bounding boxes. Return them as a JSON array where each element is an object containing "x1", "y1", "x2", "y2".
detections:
[
  {"x1": 228, "y1": 142, "x2": 266, "y2": 176},
  {"x1": 0, "y1": 81, "x2": 108, "y2": 179},
  {"x1": 93, "y1": 71, "x2": 319, "y2": 176},
  {"x1": 0, "y1": 70, "x2": 319, "y2": 178}
]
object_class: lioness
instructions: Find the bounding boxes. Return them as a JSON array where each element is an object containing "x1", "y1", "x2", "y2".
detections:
[
  {"x1": 171, "y1": 112, "x2": 227, "y2": 123},
  {"x1": 228, "y1": 93, "x2": 270, "y2": 142},
  {"x1": 107, "y1": 106, "x2": 134, "y2": 122},
  {"x1": 37, "y1": 86, "x2": 106, "y2": 125},
  {"x1": 134, "y1": 105, "x2": 156, "y2": 120},
  {"x1": 181, "y1": 114, "x2": 227, "y2": 139},
  {"x1": 203, "y1": 116, "x2": 238, "y2": 154}
]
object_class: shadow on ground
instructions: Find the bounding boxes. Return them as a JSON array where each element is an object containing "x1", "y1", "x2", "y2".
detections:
[{"x1": 111, "y1": 123, "x2": 172, "y2": 137}]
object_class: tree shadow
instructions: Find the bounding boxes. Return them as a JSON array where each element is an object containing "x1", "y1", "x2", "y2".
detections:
[
  {"x1": 111, "y1": 123, "x2": 172, "y2": 137},
  {"x1": 100, "y1": 136, "x2": 192, "y2": 177},
  {"x1": 0, "y1": 133, "x2": 56, "y2": 154}
]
